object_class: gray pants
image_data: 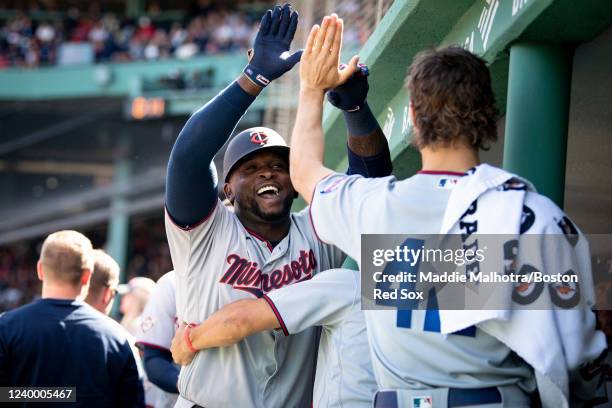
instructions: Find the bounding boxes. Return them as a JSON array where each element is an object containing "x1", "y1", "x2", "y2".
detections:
[{"x1": 373, "y1": 385, "x2": 531, "y2": 408}]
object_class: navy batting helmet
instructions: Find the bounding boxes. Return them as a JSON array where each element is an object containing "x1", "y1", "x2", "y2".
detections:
[{"x1": 222, "y1": 127, "x2": 289, "y2": 182}]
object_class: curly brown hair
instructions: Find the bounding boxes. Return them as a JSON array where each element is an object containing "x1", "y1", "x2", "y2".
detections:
[{"x1": 406, "y1": 46, "x2": 498, "y2": 150}]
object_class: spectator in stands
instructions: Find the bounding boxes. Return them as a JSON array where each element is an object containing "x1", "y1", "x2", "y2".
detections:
[
  {"x1": 0, "y1": 244, "x2": 40, "y2": 311},
  {"x1": 34, "y1": 21, "x2": 57, "y2": 64},
  {"x1": 169, "y1": 22, "x2": 187, "y2": 49},
  {"x1": 144, "y1": 29, "x2": 171, "y2": 60},
  {"x1": 135, "y1": 16, "x2": 155, "y2": 42},
  {"x1": 0, "y1": 230, "x2": 144, "y2": 407},
  {"x1": 70, "y1": 14, "x2": 95, "y2": 42},
  {"x1": 0, "y1": 5, "x2": 259, "y2": 68},
  {"x1": 89, "y1": 19, "x2": 109, "y2": 61}
]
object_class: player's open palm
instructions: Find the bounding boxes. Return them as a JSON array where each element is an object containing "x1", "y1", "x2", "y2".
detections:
[
  {"x1": 244, "y1": 4, "x2": 302, "y2": 87},
  {"x1": 300, "y1": 14, "x2": 359, "y2": 92}
]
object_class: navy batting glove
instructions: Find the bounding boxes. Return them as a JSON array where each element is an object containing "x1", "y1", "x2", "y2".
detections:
[
  {"x1": 327, "y1": 64, "x2": 370, "y2": 112},
  {"x1": 243, "y1": 4, "x2": 303, "y2": 88}
]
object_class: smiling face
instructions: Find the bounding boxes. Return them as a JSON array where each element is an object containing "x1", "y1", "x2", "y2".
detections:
[{"x1": 223, "y1": 149, "x2": 295, "y2": 224}]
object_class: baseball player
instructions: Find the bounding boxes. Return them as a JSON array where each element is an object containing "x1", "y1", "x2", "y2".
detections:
[
  {"x1": 165, "y1": 4, "x2": 391, "y2": 407},
  {"x1": 289, "y1": 15, "x2": 607, "y2": 408},
  {"x1": 118, "y1": 276, "x2": 156, "y2": 337},
  {"x1": 136, "y1": 271, "x2": 179, "y2": 408},
  {"x1": 171, "y1": 266, "x2": 377, "y2": 408}
]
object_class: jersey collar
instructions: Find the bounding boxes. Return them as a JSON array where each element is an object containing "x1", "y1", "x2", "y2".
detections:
[
  {"x1": 244, "y1": 227, "x2": 275, "y2": 251},
  {"x1": 417, "y1": 170, "x2": 466, "y2": 176}
]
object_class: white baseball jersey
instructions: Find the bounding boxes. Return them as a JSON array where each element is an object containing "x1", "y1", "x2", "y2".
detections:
[
  {"x1": 165, "y1": 201, "x2": 345, "y2": 408},
  {"x1": 137, "y1": 271, "x2": 178, "y2": 350},
  {"x1": 310, "y1": 173, "x2": 536, "y2": 393},
  {"x1": 265, "y1": 268, "x2": 377, "y2": 408},
  {"x1": 136, "y1": 271, "x2": 179, "y2": 408}
]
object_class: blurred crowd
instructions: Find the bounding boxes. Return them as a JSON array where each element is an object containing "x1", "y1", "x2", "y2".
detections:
[
  {"x1": 0, "y1": 216, "x2": 172, "y2": 312},
  {"x1": 0, "y1": 6, "x2": 257, "y2": 68},
  {"x1": 126, "y1": 217, "x2": 173, "y2": 285},
  {"x1": 0, "y1": 244, "x2": 39, "y2": 311}
]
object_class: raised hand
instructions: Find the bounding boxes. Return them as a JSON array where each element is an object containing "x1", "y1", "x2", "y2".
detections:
[
  {"x1": 243, "y1": 4, "x2": 302, "y2": 88},
  {"x1": 300, "y1": 14, "x2": 359, "y2": 93}
]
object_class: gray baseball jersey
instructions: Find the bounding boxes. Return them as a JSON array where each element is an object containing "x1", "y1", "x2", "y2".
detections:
[
  {"x1": 136, "y1": 270, "x2": 179, "y2": 408},
  {"x1": 165, "y1": 201, "x2": 345, "y2": 408},
  {"x1": 265, "y1": 268, "x2": 377, "y2": 408},
  {"x1": 310, "y1": 172, "x2": 536, "y2": 392}
]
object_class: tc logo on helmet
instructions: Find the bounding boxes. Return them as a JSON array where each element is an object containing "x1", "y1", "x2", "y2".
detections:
[{"x1": 250, "y1": 131, "x2": 269, "y2": 145}]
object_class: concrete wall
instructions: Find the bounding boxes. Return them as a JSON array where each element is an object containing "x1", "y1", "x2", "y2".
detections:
[
  {"x1": 565, "y1": 25, "x2": 612, "y2": 234},
  {"x1": 477, "y1": 24, "x2": 612, "y2": 236}
]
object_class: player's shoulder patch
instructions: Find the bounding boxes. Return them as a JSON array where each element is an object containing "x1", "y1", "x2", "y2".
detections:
[
  {"x1": 141, "y1": 316, "x2": 154, "y2": 333},
  {"x1": 319, "y1": 175, "x2": 349, "y2": 194}
]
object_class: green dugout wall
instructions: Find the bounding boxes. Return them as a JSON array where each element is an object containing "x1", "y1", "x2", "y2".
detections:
[{"x1": 321, "y1": 0, "x2": 612, "y2": 209}]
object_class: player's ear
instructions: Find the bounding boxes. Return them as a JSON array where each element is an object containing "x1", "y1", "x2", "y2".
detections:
[
  {"x1": 80, "y1": 269, "x2": 92, "y2": 287},
  {"x1": 36, "y1": 260, "x2": 44, "y2": 281},
  {"x1": 408, "y1": 102, "x2": 423, "y2": 149},
  {"x1": 223, "y1": 182, "x2": 235, "y2": 204},
  {"x1": 103, "y1": 287, "x2": 113, "y2": 306},
  {"x1": 287, "y1": 181, "x2": 298, "y2": 199},
  {"x1": 409, "y1": 102, "x2": 417, "y2": 132}
]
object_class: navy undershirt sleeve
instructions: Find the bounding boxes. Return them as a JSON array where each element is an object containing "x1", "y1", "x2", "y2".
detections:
[
  {"x1": 166, "y1": 81, "x2": 256, "y2": 227},
  {"x1": 344, "y1": 104, "x2": 393, "y2": 177},
  {"x1": 346, "y1": 146, "x2": 393, "y2": 177},
  {"x1": 343, "y1": 103, "x2": 378, "y2": 136},
  {"x1": 143, "y1": 346, "x2": 179, "y2": 394}
]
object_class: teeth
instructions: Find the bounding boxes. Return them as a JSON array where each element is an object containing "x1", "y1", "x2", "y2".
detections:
[{"x1": 257, "y1": 185, "x2": 279, "y2": 195}]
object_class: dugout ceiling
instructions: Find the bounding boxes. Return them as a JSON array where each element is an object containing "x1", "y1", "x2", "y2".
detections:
[
  {"x1": 0, "y1": 97, "x2": 176, "y2": 244},
  {"x1": 0, "y1": 96, "x2": 263, "y2": 244}
]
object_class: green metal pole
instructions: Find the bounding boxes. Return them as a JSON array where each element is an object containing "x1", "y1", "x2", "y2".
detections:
[
  {"x1": 108, "y1": 156, "x2": 131, "y2": 318},
  {"x1": 503, "y1": 42, "x2": 573, "y2": 207},
  {"x1": 343, "y1": 258, "x2": 359, "y2": 271}
]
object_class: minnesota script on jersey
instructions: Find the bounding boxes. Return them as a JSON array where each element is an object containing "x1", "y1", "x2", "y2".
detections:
[{"x1": 165, "y1": 201, "x2": 345, "y2": 408}]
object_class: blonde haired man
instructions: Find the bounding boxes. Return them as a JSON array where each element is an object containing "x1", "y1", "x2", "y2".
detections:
[
  {"x1": 85, "y1": 249, "x2": 120, "y2": 315},
  {"x1": 0, "y1": 231, "x2": 144, "y2": 407}
]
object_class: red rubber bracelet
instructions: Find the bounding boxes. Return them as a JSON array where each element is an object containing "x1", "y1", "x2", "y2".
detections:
[{"x1": 184, "y1": 323, "x2": 198, "y2": 353}]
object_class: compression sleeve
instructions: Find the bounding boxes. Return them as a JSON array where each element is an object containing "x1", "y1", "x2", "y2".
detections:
[
  {"x1": 143, "y1": 346, "x2": 179, "y2": 394},
  {"x1": 166, "y1": 81, "x2": 256, "y2": 227}
]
